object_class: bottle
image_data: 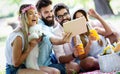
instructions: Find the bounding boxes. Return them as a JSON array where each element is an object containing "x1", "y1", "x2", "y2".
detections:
[
  {"x1": 106, "y1": 38, "x2": 114, "y2": 54},
  {"x1": 74, "y1": 35, "x2": 85, "y2": 55},
  {"x1": 87, "y1": 23, "x2": 100, "y2": 40}
]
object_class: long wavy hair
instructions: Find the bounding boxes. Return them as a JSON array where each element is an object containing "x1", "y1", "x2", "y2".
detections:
[
  {"x1": 73, "y1": 9, "x2": 103, "y2": 47},
  {"x1": 17, "y1": 4, "x2": 33, "y2": 52}
]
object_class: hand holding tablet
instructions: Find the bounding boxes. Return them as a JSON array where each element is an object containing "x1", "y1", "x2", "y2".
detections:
[{"x1": 63, "y1": 17, "x2": 87, "y2": 36}]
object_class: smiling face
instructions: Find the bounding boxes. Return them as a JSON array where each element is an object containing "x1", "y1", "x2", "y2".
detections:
[
  {"x1": 39, "y1": 5, "x2": 54, "y2": 26},
  {"x1": 56, "y1": 8, "x2": 71, "y2": 26},
  {"x1": 27, "y1": 8, "x2": 38, "y2": 27}
]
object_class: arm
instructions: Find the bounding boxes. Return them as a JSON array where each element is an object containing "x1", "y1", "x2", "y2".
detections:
[
  {"x1": 59, "y1": 54, "x2": 75, "y2": 63},
  {"x1": 88, "y1": 9, "x2": 113, "y2": 36},
  {"x1": 53, "y1": 44, "x2": 75, "y2": 64},
  {"x1": 12, "y1": 36, "x2": 34, "y2": 67},
  {"x1": 50, "y1": 32, "x2": 72, "y2": 45},
  {"x1": 78, "y1": 38, "x2": 92, "y2": 59}
]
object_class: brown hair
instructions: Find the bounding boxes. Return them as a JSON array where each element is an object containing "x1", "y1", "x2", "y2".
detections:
[{"x1": 73, "y1": 9, "x2": 103, "y2": 47}]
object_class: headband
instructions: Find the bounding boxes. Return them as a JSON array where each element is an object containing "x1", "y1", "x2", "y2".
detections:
[{"x1": 22, "y1": 5, "x2": 35, "y2": 14}]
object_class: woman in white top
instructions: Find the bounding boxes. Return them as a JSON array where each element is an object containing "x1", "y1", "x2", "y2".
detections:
[
  {"x1": 5, "y1": 4, "x2": 61, "y2": 74},
  {"x1": 72, "y1": 9, "x2": 114, "y2": 72}
]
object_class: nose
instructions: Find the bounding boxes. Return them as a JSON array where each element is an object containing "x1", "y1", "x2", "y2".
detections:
[
  {"x1": 62, "y1": 15, "x2": 67, "y2": 19},
  {"x1": 49, "y1": 12, "x2": 53, "y2": 17}
]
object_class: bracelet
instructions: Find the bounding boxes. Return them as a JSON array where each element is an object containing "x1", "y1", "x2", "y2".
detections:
[{"x1": 72, "y1": 53, "x2": 76, "y2": 58}]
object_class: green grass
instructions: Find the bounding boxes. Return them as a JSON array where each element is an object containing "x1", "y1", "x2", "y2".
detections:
[
  {"x1": 116, "y1": 72, "x2": 120, "y2": 74},
  {"x1": 0, "y1": 69, "x2": 5, "y2": 74}
]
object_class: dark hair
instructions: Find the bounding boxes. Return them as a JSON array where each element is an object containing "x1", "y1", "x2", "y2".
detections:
[
  {"x1": 53, "y1": 3, "x2": 69, "y2": 17},
  {"x1": 73, "y1": 9, "x2": 103, "y2": 47},
  {"x1": 19, "y1": 4, "x2": 32, "y2": 15},
  {"x1": 73, "y1": 9, "x2": 88, "y2": 21},
  {"x1": 36, "y1": 0, "x2": 52, "y2": 12}
]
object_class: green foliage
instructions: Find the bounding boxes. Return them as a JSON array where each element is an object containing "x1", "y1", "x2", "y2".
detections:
[
  {"x1": 9, "y1": 0, "x2": 21, "y2": 5},
  {"x1": 0, "y1": 69, "x2": 5, "y2": 74}
]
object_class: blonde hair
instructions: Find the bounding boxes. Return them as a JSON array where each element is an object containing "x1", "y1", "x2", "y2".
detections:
[
  {"x1": 20, "y1": 13, "x2": 29, "y2": 52},
  {"x1": 18, "y1": 4, "x2": 34, "y2": 52}
]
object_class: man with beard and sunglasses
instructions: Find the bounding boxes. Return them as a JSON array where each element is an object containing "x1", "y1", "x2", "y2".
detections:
[
  {"x1": 36, "y1": 0, "x2": 68, "y2": 74},
  {"x1": 53, "y1": 3, "x2": 81, "y2": 74}
]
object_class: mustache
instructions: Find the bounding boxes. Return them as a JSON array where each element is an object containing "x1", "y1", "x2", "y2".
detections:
[
  {"x1": 61, "y1": 18, "x2": 71, "y2": 25},
  {"x1": 41, "y1": 15, "x2": 54, "y2": 27},
  {"x1": 46, "y1": 16, "x2": 54, "y2": 19}
]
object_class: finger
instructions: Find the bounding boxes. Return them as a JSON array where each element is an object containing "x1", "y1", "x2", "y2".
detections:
[
  {"x1": 63, "y1": 32, "x2": 72, "y2": 42},
  {"x1": 62, "y1": 32, "x2": 65, "y2": 36},
  {"x1": 62, "y1": 32, "x2": 68, "y2": 42}
]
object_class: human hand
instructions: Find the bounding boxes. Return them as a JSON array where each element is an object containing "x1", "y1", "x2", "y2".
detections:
[
  {"x1": 29, "y1": 39, "x2": 38, "y2": 49},
  {"x1": 73, "y1": 45, "x2": 85, "y2": 57},
  {"x1": 62, "y1": 32, "x2": 72, "y2": 43},
  {"x1": 89, "y1": 29, "x2": 100, "y2": 41},
  {"x1": 88, "y1": 8, "x2": 99, "y2": 18}
]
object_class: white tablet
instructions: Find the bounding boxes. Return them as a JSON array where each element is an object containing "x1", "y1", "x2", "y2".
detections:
[{"x1": 63, "y1": 17, "x2": 87, "y2": 36}]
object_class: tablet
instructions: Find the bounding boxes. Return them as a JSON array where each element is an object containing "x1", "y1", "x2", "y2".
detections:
[{"x1": 63, "y1": 17, "x2": 87, "y2": 36}]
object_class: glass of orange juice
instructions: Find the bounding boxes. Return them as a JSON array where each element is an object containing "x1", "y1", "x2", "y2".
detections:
[
  {"x1": 75, "y1": 43, "x2": 85, "y2": 55},
  {"x1": 90, "y1": 29, "x2": 100, "y2": 40},
  {"x1": 74, "y1": 35, "x2": 85, "y2": 55}
]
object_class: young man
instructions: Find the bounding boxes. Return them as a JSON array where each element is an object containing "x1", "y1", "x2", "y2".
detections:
[
  {"x1": 53, "y1": 3, "x2": 81, "y2": 73},
  {"x1": 36, "y1": 0, "x2": 67, "y2": 74},
  {"x1": 53, "y1": 3, "x2": 100, "y2": 72},
  {"x1": 36, "y1": 0, "x2": 80, "y2": 74}
]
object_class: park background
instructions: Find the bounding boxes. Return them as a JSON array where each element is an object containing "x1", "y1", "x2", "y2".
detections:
[{"x1": 0, "y1": 0, "x2": 120, "y2": 74}]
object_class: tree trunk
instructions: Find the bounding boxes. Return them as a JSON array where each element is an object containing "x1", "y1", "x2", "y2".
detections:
[{"x1": 94, "y1": 0, "x2": 114, "y2": 15}]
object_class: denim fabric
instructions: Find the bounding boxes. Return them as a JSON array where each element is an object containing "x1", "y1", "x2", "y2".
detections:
[
  {"x1": 6, "y1": 64, "x2": 26, "y2": 74},
  {"x1": 50, "y1": 53, "x2": 58, "y2": 64},
  {"x1": 38, "y1": 36, "x2": 52, "y2": 67},
  {"x1": 48, "y1": 63, "x2": 66, "y2": 74}
]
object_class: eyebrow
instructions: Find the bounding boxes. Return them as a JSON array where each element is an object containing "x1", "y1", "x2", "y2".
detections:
[{"x1": 57, "y1": 12, "x2": 68, "y2": 16}]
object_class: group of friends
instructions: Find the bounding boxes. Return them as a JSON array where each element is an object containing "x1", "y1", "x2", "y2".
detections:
[{"x1": 5, "y1": 0, "x2": 120, "y2": 74}]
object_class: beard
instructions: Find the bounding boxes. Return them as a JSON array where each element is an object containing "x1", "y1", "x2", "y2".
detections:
[
  {"x1": 60, "y1": 18, "x2": 71, "y2": 26},
  {"x1": 41, "y1": 15, "x2": 54, "y2": 27}
]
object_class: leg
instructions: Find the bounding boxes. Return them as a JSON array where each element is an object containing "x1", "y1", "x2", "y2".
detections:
[
  {"x1": 17, "y1": 68, "x2": 48, "y2": 74},
  {"x1": 66, "y1": 62, "x2": 80, "y2": 74},
  {"x1": 40, "y1": 66, "x2": 60, "y2": 74},
  {"x1": 80, "y1": 56, "x2": 99, "y2": 72},
  {"x1": 48, "y1": 64, "x2": 66, "y2": 74}
]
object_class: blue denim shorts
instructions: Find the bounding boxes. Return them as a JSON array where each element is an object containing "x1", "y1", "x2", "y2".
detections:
[
  {"x1": 48, "y1": 63, "x2": 66, "y2": 74},
  {"x1": 6, "y1": 64, "x2": 26, "y2": 74}
]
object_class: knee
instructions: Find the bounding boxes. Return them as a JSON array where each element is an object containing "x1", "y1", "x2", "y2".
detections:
[
  {"x1": 66, "y1": 62, "x2": 80, "y2": 73},
  {"x1": 73, "y1": 64, "x2": 80, "y2": 72},
  {"x1": 52, "y1": 68, "x2": 60, "y2": 74},
  {"x1": 80, "y1": 57, "x2": 97, "y2": 68}
]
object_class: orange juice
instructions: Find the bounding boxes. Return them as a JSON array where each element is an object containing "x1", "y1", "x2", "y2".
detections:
[
  {"x1": 90, "y1": 29, "x2": 100, "y2": 40},
  {"x1": 75, "y1": 43, "x2": 85, "y2": 55}
]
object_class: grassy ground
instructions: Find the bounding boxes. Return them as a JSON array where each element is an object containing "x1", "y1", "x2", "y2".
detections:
[{"x1": 0, "y1": 15, "x2": 120, "y2": 74}]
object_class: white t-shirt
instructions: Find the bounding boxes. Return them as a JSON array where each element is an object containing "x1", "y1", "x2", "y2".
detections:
[
  {"x1": 5, "y1": 31, "x2": 24, "y2": 65},
  {"x1": 52, "y1": 24, "x2": 74, "y2": 61},
  {"x1": 89, "y1": 35, "x2": 106, "y2": 58}
]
